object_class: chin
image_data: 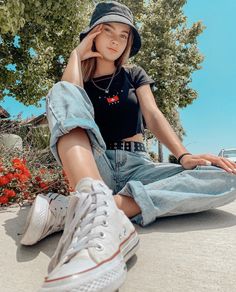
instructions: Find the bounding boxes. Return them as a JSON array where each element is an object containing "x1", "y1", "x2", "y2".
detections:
[{"x1": 103, "y1": 55, "x2": 119, "y2": 61}]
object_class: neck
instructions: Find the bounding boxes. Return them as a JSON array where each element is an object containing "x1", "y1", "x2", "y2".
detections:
[{"x1": 94, "y1": 58, "x2": 117, "y2": 78}]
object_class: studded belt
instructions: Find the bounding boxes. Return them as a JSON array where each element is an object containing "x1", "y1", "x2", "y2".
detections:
[{"x1": 106, "y1": 141, "x2": 146, "y2": 152}]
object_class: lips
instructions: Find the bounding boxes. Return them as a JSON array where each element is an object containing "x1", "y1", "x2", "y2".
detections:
[{"x1": 108, "y1": 48, "x2": 118, "y2": 52}]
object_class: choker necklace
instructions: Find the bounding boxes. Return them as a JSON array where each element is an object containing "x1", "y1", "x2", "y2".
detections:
[{"x1": 91, "y1": 68, "x2": 117, "y2": 94}]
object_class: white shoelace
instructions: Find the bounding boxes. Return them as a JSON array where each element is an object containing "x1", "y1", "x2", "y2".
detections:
[{"x1": 48, "y1": 189, "x2": 109, "y2": 273}]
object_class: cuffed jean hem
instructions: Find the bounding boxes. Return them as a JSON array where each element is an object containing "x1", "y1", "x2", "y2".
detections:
[
  {"x1": 117, "y1": 180, "x2": 157, "y2": 226},
  {"x1": 118, "y1": 168, "x2": 236, "y2": 227},
  {"x1": 46, "y1": 81, "x2": 106, "y2": 166}
]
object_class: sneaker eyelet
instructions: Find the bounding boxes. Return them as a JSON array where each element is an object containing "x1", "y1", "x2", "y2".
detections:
[
  {"x1": 100, "y1": 232, "x2": 105, "y2": 239},
  {"x1": 102, "y1": 220, "x2": 108, "y2": 227},
  {"x1": 104, "y1": 201, "x2": 109, "y2": 207},
  {"x1": 123, "y1": 228, "x2": 127, "y2": 236},
  {"x1": 103, "y1": 210, "x2": 109, "y2": 216},
  {"x1": 119, "y1": 233, "x2": 122, "y2": 240},
  {"x1": 96, "y1": 244, "x2": 104, "y2": 251}
]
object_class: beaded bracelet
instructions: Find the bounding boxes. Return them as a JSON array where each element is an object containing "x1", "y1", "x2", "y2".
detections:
[{"x1": 177, "y1": 152, "x2": 192, "y2": 164}]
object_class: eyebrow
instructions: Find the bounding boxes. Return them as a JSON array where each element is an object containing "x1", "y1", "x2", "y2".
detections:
[{"x1": 104, "y1": 23, "x2": 130, "y2": 35}]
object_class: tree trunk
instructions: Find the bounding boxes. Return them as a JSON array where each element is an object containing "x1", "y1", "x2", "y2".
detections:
[{"x1": 158, "y1": 140, "x2": 163, "y2": 162}]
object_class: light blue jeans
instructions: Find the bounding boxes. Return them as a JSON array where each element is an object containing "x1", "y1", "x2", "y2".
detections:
[{"x1": 46, "y1": 81, "x2": 236, "y2": 226}]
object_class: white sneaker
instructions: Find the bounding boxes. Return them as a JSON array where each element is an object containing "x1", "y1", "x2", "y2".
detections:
[
  {"x1": 39, "y1": 179, "x2": 139, "y2": 292},
  {"x1": 21, "y1": 193, "x2": 69, "y2": 245}
]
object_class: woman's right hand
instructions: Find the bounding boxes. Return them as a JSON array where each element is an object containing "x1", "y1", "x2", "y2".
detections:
[{"x1": 75, "y1": 24, "x2": 104, "y2": 61}]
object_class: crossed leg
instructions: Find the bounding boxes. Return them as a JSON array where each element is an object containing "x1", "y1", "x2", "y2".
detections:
[{"x1": 57, "y1": 127, "x2": 141, "y2": 218}]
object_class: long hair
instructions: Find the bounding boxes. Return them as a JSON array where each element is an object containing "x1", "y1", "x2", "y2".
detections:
[{"x1": 81, "y1": 28, "x2": 134, "y2": 82}]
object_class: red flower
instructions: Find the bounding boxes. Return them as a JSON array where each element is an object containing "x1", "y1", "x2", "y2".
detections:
[
  {"x1": 12, "y1": 158, "x2": 22, "y2": 164},
  {"x1": 39, "y1": 168, "x2": 47, "y2": 174},
  {"x1": 0, "y1": 176, "x2": 10, "y2": 186},
  {"x1": 23, "y1": 192, "x2": 30, "y2": 199},
  {"x1": 6, "y1": 173, "x2": 14, "y2": 181},
  {"x1": 3, "y1": 189, "x2": 16, "y2": 198},
  {"x1": 0, "y1": 196, "x2": 9, "y2": 204},
  {"x1": 13, "y1": 173, "x2": 20, "y2": 180},
  {"x1": 18, "y1": 174, "x2": 30, "y2": 183},
  {"x1": 39, "y1": 182, "x2": 48, "y2": 190},
  {"x1": 35, "y1": 176, "x2": 42, "y2": 182},
  {"x1": 23, "y1": 168, "x2": 31, "y2": 177}
]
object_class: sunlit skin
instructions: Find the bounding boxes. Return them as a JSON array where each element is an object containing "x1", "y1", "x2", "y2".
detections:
[{"x1": 93, "y1": 22, "x2": 131, "y2": 77}]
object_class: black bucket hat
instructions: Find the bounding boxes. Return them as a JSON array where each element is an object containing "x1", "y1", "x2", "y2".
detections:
[{"x1": 79, "y1": 1, "x2": 141, "y2": 58}]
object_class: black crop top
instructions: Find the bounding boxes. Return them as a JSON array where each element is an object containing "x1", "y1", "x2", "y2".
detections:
[{"x1": 84, "y1": 65, "x2": 155, "y2": 146}]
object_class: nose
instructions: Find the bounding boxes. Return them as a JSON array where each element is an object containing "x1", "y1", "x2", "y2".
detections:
[{"x1": 111, "y1": 38, "x2": 119, "y2": 45}]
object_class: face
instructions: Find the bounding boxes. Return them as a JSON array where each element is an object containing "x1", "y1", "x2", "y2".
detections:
[{"x1": 94, "y1": 22, "x2": 131, "y2": 60}]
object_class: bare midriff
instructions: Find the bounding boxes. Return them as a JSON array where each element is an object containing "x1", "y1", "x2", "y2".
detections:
[{"x1": 122, "y1": 133, "x2": 143, "y2": 143}]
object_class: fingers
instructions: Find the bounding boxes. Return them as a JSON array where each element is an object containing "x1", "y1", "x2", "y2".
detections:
[
  {"x1": 212, "y1": 158, "x2": 236, "y2": 174},
  {"x1": 88, "y1": 24, "x2": 103, "y2": 38},
  {"x1": 91, "y1": 52, "x2": 103, "y2": 59},
  {"x1": 196, "y1": 154, "x2": 236, "y2": 174}
]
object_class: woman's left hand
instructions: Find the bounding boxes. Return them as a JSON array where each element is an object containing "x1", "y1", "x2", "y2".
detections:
[{"x1": 180, "y1": 153, "x2": 236, "y2": 174}]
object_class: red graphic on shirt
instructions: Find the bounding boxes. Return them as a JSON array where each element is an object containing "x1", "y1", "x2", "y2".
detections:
[{"x1": 106, "y1": 95, "x2": 119, "y2": 104}]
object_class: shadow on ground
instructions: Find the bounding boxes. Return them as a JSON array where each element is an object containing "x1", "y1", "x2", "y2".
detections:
[
  {"x1": 136, "y1": 208, "x2": 236, "y2": 234},
  {"x1": 2, "y1": 205, "x2": 236, "y2": 265},
  {"x1": 2, "y1": 206, "x2": 61, "y2": 263}
]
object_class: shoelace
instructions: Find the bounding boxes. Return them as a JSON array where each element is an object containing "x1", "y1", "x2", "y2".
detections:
[{"x1": 48, "y1": 188, "x2": 109, "y2": 273}]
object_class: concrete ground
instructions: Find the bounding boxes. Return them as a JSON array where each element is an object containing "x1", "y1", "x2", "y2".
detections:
[{"x1": 1, "y1": 201, "x2": 236, "y2": 292}]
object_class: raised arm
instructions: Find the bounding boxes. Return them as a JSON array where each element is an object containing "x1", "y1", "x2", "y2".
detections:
[
  {"x1": 61, "y1": 24, "x2": 104, "y2": 87},
  {"x1": 61, "y1": 50, "x2": 84, "y2": 87}
]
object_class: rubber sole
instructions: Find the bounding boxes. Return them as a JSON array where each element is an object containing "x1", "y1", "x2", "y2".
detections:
[
  {"x1": 39, "y1": 231, "x2": 139, "y2": 292},
  {"x1": 39, "y1": 255, "x2": 127, "y2": 292}
]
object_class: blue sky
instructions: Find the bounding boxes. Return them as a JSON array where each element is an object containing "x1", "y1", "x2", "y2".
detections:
[
  {"x1": 178, "y1": 0, "x2": 236, "y2": 156},
  {"x1": 1, "y1": 0, "x2": 235, "y2": 158}
]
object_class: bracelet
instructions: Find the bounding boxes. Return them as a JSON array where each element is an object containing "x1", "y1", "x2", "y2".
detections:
[{"x1": 177, "y1": 152, "x2": 192, "y2": 164}]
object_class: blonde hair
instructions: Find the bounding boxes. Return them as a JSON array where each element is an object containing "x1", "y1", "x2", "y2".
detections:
[{"x1": 81, "y1": 27, "x2": 134, "y2": 82}]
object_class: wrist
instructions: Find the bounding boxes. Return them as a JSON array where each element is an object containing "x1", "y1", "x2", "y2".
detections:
[
  {"x1": 177, "y1": 152, "x2": 192, "y2": 164},
  {"x1": 74, "y1": 48, "x2": 82, "y2": 60}
]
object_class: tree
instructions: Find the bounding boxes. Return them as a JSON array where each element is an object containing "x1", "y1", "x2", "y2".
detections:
[
  {"x1": 0, "y1": 0, "x2": 25, "y2": 35},
  {"x1": 0, "y1": 0, "x2": 95, "y2": 106},
  {"x1": 1, "y1": 0, "x2": 204, "y2": 161},
  {"x1": 132, "y1": 0, "x2": 205, "y2": 160}
]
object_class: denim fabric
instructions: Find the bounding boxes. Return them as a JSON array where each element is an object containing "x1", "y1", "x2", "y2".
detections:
[{"x1": 46, "y1": 81, "x2": 236, "y2": 226}]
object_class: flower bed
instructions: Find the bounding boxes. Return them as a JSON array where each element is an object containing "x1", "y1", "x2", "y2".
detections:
[
  {"x1": 0, "y1": 117, "x2": 74, "y2": 206},
  {"x1": 0, "y1": 140, "x2": 73, "y2": 206}
]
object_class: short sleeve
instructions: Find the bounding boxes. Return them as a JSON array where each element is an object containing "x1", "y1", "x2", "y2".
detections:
[{"x1": 131, "y1": 65, "x2": 155, "y2": 90}]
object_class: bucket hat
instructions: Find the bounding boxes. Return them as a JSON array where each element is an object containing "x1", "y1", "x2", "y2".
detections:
[{"x1": 79, "y1": 1, "x2": 141, "y2": 57}]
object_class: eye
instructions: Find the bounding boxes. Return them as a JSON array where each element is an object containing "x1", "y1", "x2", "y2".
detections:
[{"x1": 121, "y1": 35, "x2": 128, "y2": 40}]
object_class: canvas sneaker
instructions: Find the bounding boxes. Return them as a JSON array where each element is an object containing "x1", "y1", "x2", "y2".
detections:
[
  {"x1": 39, "y1": 178, "x2": 139, "y2": 292},
  {"x1": 21, "y1": 192, "x2": 69, "y2": 245}
]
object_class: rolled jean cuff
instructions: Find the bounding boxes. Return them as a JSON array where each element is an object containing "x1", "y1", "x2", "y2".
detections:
[
  {"x1": 46, "y1": 81, "x2": 106, "y2": 166},
  {"x1": 117, "y1": 181, "x2": 157, "y2": 226},
  {"x1": 49, "y1": 117, "x2": 106, "y2": 166}
]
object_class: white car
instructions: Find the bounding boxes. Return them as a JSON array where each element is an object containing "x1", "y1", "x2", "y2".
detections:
[{"x1": 218, "y1": 148, "x2": 236, "y2": 163}]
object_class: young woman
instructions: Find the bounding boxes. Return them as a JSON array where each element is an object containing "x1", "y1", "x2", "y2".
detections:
[{"x1": 21, "y1": 2, "x2": 236, "y2": 292}]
